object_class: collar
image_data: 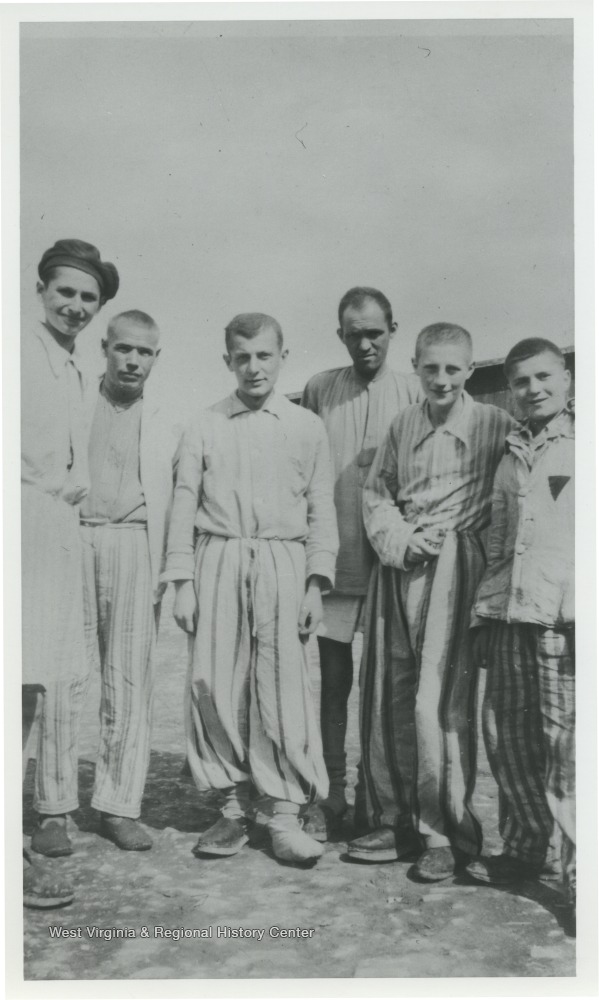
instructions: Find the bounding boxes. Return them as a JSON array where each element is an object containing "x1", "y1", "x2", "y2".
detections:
[
  {"x1": 227, "y1": 389, "x2": 285, "y2": 419},
  {"x1": 35, "y1": 321, "x2": 84, "y2": 378},
  {"x1": 508, "y1": 398, "x2": 575, "y2": 451},
  {"x1": 350, "y1": 362, "x2": 391, "y2": 386},
  {"x1": 413, "y1": 391, "x2": 474, "y2": 448}
]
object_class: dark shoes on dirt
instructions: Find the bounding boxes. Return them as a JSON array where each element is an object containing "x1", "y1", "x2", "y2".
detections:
[
  {"x1": 192, "y1": 816, "x2": 249, "y2": 857},
  {"x1": 100, "y1": 815, "x2": 153, "y2": 851},
  {"x1": 413, "y1": 846, "x2": 470, "y2": 882},
  {"x1": 31, "y1": 817, "x2": 73, "y2": 857},
  {"x1": 347, "y1": 825, "x2": 419, "y2": 863},
  {"x1": 23, "y1": 851, "x2": 74, "y2": 909},
  {"x1": 465, "y1": 854, "x2": 544, "y2": 886}
]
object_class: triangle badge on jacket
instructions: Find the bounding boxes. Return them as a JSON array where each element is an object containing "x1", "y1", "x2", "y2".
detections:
[{"x1": 548, "y1": 476, "x2": 570, "y2": 500}]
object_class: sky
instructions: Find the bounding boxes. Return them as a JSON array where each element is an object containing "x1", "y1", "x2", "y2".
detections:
[{"x1": 20, "y1": 16, "x2": 574, "y2": 426}]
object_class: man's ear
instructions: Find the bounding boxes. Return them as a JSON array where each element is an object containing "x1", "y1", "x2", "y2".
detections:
[
  {"x1": 389, "y1": 321, "x2": 398, "y2": 338},
  {"x1": 465, "y1": 360, "x2": 476, "y2": 381},
  {"x1": 336, "y1": 328, "x2": 345, "y2": 344},
  {"x1": 281, "y1": 348, "x2": 289, "y2": 364},
  {"x1": 223, "y1": 353, "x2": 232, "y2": 372},
  {"x1": 36, "y1": 280, "x2": 45, "y2": 298},
  {"x1": 411, "y1": 356, "x2": 418, "y2": 372},
  {"x1": 101, "y1": 338, "x2": 108, "y2": 358}
]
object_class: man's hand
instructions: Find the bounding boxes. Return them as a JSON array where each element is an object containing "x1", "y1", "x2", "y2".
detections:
[
  {"x1": 405, "y1": 528, "x2": 443, "y2": 566},
  {"x1": 173, "y1": 580, "x2": 198, "y2": 634},
  {"x1": 471, "y1": 625, "x2": 491, "y2": 668},
  {"x1": 298, "y1": 577, "x2": 325, "y2": 643}
]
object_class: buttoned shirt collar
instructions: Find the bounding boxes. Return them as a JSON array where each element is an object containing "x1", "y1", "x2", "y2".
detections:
[
  {"x1": 35, "y1": 321, "x2": 84, "y2": 378},
  {"x1": 507, "y1": 399, "x2": 575, "y2": 454},
  {"x1": 227, "y1": 389, "x2": 284, "y2": 419},
  {"x1": 413, "y1": 391, "x2": 474, "y2": 449}
]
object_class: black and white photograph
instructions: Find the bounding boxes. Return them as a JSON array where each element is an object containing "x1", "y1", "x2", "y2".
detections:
[{"x1": 3, "y1": 0, "x2": 596, "y2": 994}]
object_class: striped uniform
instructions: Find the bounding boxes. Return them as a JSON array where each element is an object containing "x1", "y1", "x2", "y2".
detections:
[
  {"x1": 77, "y1": 385, "x2": 176, "y2": 818},
  {"x1": 21, "y1": 324, "x2": 90, "y2": 814},
  {"x1": 360, "y1": 393, "x2": 514, "y2": 854},
  {"x1": 473, "y1": 405, "x2": 575, "y2": 887},
  {"x1": 81, "y1": 523, "x2": 157, "y2": 817},
  {"x1": 163, "y1": 390, "x2": 338, "y2": 805}
]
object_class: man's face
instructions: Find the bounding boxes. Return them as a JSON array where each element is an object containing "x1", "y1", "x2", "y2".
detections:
[
  {"x1": 37, "y1": 266, "x2": 102, "y2": 339},
  {"x1": 224, "y1": 326, "x2": 287, "y2": 408},
  {"x1": 102, "y1": 322, "x2": 160, "y2": 400},
  {"x1": 337, "y1": 299, "x2": 396, "y2": 379},
  {"x1": 413, "y1": 341, "x2": 474, "y2": 416},
  {"x1": 507, "y1": 351, "x2": 571, "y2": 429}
]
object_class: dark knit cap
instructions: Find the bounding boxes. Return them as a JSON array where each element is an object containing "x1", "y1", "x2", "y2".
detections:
[{"x1": 38, "y1": 239, "x2": 119, "y2": 301}]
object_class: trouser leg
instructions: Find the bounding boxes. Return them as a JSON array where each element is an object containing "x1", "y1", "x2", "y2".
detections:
[
  {"x1": 89, "y1": 527, "x2": 157, "y2": 819},
  {"x1": 407, "y1": 534, "x2": 483, "y2": 856},
  {"x1": 536, "y1": 627, "x2": 576, "y2": 892},
  {"x1": 483, "y1": 621, "x2": 553, "y2": 867},
  {"x1": 23, "y1": 685, "x2": 43, "y2": 782},
  {"x1": 317, "y1": 637, "x2": 353, "y2": 812},
  {"x1": 33, "y1": 674, "x2": 89, "y2": 815}
]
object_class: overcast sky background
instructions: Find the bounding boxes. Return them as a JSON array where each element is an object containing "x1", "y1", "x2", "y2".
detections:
[{"x1": 20, "y1": 17, "x2": 573, "y2": 425}]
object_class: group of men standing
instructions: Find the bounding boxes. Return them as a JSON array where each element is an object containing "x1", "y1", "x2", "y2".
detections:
[{"x1": 22, "y1": 238, "x2": 575, "y2": 934}]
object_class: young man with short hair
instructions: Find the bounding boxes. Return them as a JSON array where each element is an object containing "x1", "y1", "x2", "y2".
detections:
[
  {"x1": 75, "y1": 310, "x2": 178, "y2": 852},
  {"x1": 301, "y1": 288, "x2": 419, "y2": 836},
  {"x1": 351, "y1": 323, "x2": 514, "y2": 880},
  {"x1": 164, "y1": 313, "x2": 338, "y2": 864},
  {"x1": 466, "y1": 339, "x2": 575, "y2": 922}
]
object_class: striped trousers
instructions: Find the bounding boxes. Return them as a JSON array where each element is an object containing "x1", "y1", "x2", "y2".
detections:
[
  {"x1": 186, "y1": 535, "x2": 328, "y2": 806},
  {"x1": 483, "y1": 621, "x2": 576, "y2": 888},
  {"x1": 360, "y1": 531, "x2": 485, "y2": 856},
  {"x1": 33, "y1": 523, "x2": 157, "y2": 816}
]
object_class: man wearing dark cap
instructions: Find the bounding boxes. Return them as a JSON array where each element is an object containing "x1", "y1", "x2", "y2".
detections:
[{"x1": 22, "y1": 239, "x2": 118, "y2": 905}]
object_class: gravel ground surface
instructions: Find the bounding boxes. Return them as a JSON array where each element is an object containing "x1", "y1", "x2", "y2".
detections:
[{"x1": 23, "y1": 592, "x2": 576, "y2": 982}]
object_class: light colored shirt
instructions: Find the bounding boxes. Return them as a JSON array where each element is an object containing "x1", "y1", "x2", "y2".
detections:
[
  {"x1": 363, "y1": 392, "x2": 515, "y2": 569},
  {"x1": 301, "y1": 364, "x2": 420, "y2": 595},
  {"x1": 472, "y1": 402, "x2": 574, "y2": 628},
  {"x1": 80, "y1": 383, "x2": 147, "y2": 524},
  {"x1": 21, "y1": 322, "x2": 89, "y2": 505},
  {"x1": 164, "y1": 390, "x2": 339, "y2": 587}
]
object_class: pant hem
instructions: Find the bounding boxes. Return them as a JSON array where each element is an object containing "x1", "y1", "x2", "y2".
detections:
[{"x1": 91, "y1": 798, "x2": 141, "y2": 819}]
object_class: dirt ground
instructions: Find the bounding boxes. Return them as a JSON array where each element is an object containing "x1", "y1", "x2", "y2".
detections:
[{"x1": 23, "y1": 592, "x2": 576, "y2": 982}]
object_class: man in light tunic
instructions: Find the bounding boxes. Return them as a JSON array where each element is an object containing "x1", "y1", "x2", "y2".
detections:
[
  {"x1": 78, "y1": 310, "x2": 177, "y2": 851},
  {"x1": 22, "y1": 239, "x2": 118, "y2": 904},
  {"x1": 164, "y1": 313, "x2": 338, "y2": 864},
  {"x1": 301, "y1": 287, "x2": 419, "y2": 840}
]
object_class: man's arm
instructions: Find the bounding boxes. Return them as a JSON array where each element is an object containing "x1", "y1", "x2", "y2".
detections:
[
  {"x1": 161, "y1": 417, "x2": 205, "y2": 632},
  {"x1": 304, "y1": 418, "x2": 339, "y2": 595},
  {"x1": 362, "y1": 418, "x2": 422, "y2": 569}
]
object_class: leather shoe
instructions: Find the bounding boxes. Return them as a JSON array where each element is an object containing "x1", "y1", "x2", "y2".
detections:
[
  {"x1": 192, "y1": 816, "x2": 249, "y2": 857},
  {"x1": 100, "y1": 815, "x2": 153, "y2": 851},
  {"x1": 347, "y1": 826, "x2": 419, "y2": 862},
  {"x1": 465, "y1": 854, "x2": 542, "y2": 886},
  {"x1": 31, "y1": 818, "x2": 73, "y2": 858},
  {"x1": 23, "y1": 852, "x2": 74, "y2": 909},
  {"x1": 413, "y1": 846, "x2": 469, "y2": 882}
]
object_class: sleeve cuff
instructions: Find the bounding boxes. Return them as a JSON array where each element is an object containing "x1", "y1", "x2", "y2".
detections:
[{"x1": 306, "y1": 554, "x2": 336, "y2": 594}]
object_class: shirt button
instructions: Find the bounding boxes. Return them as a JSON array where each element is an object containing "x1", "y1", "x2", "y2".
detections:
[
  {"x1": 518, "y1": 488, "x2": 528, "y2": 497},
  {"x1": 515, "y1": 544, "x2": 526, "y2": 554}
]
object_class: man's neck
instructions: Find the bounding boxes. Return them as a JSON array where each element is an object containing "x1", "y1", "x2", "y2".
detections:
[
  {"x1": 42, "y1": 321, "x2": 76, "y2": 355},
  {"x1": 102, "y1": 379, "x2": 143, "y2": 407},
  {"x1": 428, "y1": 395, "x2": 463, "y2": 427},
  {"x1": 236, "y1": 388, "x2": 275, "y2": 411},
  {"x1": 354, "y1": 363, "x2": 385, "y2": 383}
]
